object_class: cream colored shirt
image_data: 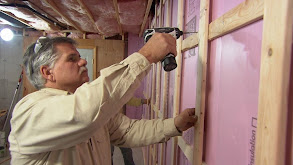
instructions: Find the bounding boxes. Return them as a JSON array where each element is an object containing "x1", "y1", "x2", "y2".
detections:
[{"x1": 9, "y1": 53, "x2": 181, "y2": 165}]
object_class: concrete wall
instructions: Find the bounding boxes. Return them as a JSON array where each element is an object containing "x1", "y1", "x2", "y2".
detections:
[{"x1": 0, "y1": 36, "x2": 23, "y2": 134}]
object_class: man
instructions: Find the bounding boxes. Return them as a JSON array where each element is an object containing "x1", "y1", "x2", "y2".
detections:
[{"x1": 9, "y1": 34, "x2": 197, "y2": 165}]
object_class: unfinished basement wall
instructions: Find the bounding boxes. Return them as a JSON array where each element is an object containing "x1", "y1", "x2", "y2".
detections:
[
  {"x1": 0, "y1": 36, "x2": 23, "y2": 137},
  {"x1": 127, "y1": 0, "x2": 292, "y2": 165}
]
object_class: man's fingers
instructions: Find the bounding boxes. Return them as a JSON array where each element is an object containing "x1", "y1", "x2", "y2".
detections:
[
  {"x1": 187, "y1": 115, "x2": 197, "y2": 123},
  {"x1": 185, "y1": 108, "x2": 195, "y2": 116}
]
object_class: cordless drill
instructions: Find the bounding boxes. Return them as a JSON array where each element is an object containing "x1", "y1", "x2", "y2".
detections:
[{"x1": 143, "y1": 27, "x2": 183, "y2": 72}]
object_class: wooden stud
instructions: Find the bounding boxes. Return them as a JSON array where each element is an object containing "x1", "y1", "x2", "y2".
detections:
[
  {"x1": 148, "y1": 64, "x2": 156, "y2": 165},
  {"x1": 113, "y1": 0, "x2": 123, "y2": 35},
  {"x1": 193, "y1": 0, "x2": 210, "y2": 164},
  {"x1": 76, "y1": 0, "x2": 102, "y2": 34},
  {"x1": 139, "y1": 0, "x2": 154, "y2": 36},
  {"x1": 255, "y1": 0, "x2": 293, "y2": 164},
  {"x1": 182, "y1": 33, "x2": 199, "y2": 52},
  {"x1": 159, "y1": 1, "x2": 171, "y2": 164},
  {"x1": 0, "y1": 10, "x2": 34, "y2": 29},
  {"x1": 208, "y1": 0, "x2": 263, "y2": 40},
  {"x1": 183, "y1": 0, "x2": 263, "y2": 53},
  {"x1": 42, "y1": 0, "x2": 83, "y2": 32},
  {"x1": 171, "y1": 0, "x2": 184, "y2": 164},
  {"x1": 178, "y1": 137, "x2": 193, "y2": 163}
]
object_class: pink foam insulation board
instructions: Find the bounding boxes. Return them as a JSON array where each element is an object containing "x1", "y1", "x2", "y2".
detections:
[
  {"x1": 180, "y1": 0, "x2": 263, "y2": 164},
  {"x1": 203, "y1": 0, "x2": 262, "y2": 164},
  {"x1": 178, "y1": 0, "x2": 200, "y2": 164},
  {"x1": 125, "y1": 0, "x2": 287, "y2": 164},
  {"x1": 126, "y1": 33, "x2": 146, "y2": 120}
]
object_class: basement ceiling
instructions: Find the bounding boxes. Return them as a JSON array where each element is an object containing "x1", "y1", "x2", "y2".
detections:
[{"x1": 0, "y1": 0, "x2": 154, "y2": 38}]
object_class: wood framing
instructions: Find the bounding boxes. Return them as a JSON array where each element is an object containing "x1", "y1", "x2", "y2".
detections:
[
  {"x1": 42, "y1": 0, "x2": 83, "y2": 32},
  {"x1": 112, "y1": 0, "x2": 123, "y2": 35},
  {"x1": 0, "y1": 10, "x2": 34, "y2": 29},
  {"x1": 255, "y1": 0, "x2": 293, "y2": 164},
  {"x1": 182, "y1": 33, "x2": 199, "y2": 52},
  {"x1": 193, "y1": 0, "x2": 210, "y2": 164},
  {"x1": 160, "y1": 1, "x2": 171, "y2": 164},
  {"x1": 76, "y1": 0, "x2": 102, "y2": 34},
  {"x1": 171, "y1": 0, "x2": 184, "y2": 164},
  {"x1": 139, "y1": 0, "x2": 153, "y2": 36},
  {"x1": 178, "y1": 137, "x2": 193, "y2": 162},
  {"x1": 142, "y1": 0, "x2": 292, "y2": 164},
  {"x1": 208, "y1": 0, "x2": 263, "y2": 40}
]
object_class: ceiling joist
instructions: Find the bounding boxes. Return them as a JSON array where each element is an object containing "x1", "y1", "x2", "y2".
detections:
[
  {"x1": 113, "y1": 0, "x2": 123, "y2": 35},
  {"x1": 76, "y1": 0, "x2": 102, "y2": 35},
  {"x1": 42, "y1": 0, "x2": 83, "y2": 32},
  {"x1": 0, "y1": 10, "x2": 34, "y2": 29},
  {"x1": 139, "y1": 0, "x2": 153, "y2": 36},
  {"x1": 21, "y1": 1, "x2": 63, "y2": 31}
]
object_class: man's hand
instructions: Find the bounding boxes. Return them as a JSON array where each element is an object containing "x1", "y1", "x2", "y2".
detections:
[
  {"x1": 174, "y1": 108, "x2": 197, "y2": 132},
  {"x1": 138, "y1": 33, "x2": 177, "y2": 63}
]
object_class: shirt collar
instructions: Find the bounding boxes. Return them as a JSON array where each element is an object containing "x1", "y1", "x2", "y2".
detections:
[{"x1": 40, "y1": 88, "x2": 72, "y2": 95}]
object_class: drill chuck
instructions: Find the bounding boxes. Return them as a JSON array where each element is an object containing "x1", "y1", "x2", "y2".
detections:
[{"x1": 161, "y1": 54, "x2": 177, "y2": 71}]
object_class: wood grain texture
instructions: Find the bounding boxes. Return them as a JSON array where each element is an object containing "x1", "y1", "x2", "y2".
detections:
[
  {"x1": 255, "y1": 0, "x2": 293, "y2": 164},
  {"x1": 182, "y1": 33, "x2": 199, "y2": 52},
  {"x1": 193, "y1": 0, "x2": 210, "y2": 164},
  {"x1": 209, "y1": 0, "x2": 263, "y2": 40}
]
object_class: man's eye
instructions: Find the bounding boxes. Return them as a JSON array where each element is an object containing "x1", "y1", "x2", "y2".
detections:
[{"x1": 69, "y1": 56, "x2": 78, "y2": 61}]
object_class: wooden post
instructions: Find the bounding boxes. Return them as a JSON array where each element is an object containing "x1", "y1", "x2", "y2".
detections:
[
  {"x1": 171, "y1": 0, "x2": 184, "y2": 164},
  {"x1": 193, "y1": 0, "x2": 210, "y2": 164},
  {"x1": 255, "y1": 0, "x2": 293, "y2": 164}
]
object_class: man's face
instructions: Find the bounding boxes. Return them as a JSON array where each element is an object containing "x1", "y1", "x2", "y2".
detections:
[{"x1": 50, "y1": 43, "x2": 89, "y2": 92}]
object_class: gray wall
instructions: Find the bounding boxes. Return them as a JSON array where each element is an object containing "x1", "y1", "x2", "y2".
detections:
[{"x1": 0, "y1": 36, "x2": 23, "y2": 133}]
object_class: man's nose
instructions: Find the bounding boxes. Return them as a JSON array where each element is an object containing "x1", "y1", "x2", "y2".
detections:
[{"x1": 79, "y1": 58, "x2": 87, "y2": 66}]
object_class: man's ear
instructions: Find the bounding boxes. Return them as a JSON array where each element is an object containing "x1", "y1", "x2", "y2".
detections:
[{"x1": 40, "y1": 66, "x2": 55, "y2": 82}]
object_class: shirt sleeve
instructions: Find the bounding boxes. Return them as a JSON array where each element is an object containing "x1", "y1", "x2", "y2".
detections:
[
  {"x1": 107, "y1": 113, "x2": 182, "y2": 147},
  {"x1": 9, "y1": 53, "x2": 151, "y2": 154}
]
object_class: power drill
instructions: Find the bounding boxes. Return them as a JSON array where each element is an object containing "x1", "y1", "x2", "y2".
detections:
[{"x1": 143, "y1": 27, "x2": 183, "y2": 72}]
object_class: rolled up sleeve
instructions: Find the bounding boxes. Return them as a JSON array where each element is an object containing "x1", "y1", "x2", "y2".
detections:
[{"x1": 108, "y1": 113, "x2": 181, "y2": 147}]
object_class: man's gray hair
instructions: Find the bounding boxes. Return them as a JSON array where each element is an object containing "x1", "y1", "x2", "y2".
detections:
[{"x1": 23, "y1": 37, "x2": 77, "y2": 89}]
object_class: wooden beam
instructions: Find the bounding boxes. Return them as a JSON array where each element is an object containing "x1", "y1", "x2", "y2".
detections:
[
  {"x1": 208, "y1": 0, "x2": 263, "y2": 40},
  {"x1": 255, "y1": 0, "x2": 293, "y2": 163},
  {"x1": 171, "y1": 0, "x2": 184, "y2": 164},
  {"x1": 182, "y1": 0, "x2": 263, "y2": 52},
  {"x1": 113, "y1": 0, "x2": 123, "y2": 35},
  {"x1": 178, "y1": 137, "x2": 193, "y2": 163},
  {"x1": 149, "y1": 64, "x2": 156, "y2": 165},
  {"x1": 159, "y1": 1, "x2": 170, "y2": 164},
  {"x1": 76, "y1": 0, "x2": 102, "y2": 34},
  {"x1": 42, "y1": 0, "x2": 83, "y2": 32},
  {"x1": 0, "y1": 10, "x2": 34, "y2": 29},
  {"x1": 182, "y1": 33, "x2": 199, "y2": 52},
  {"x1": 193, "y1": 0, "x2": 210, "y2": 164},
  {"x1": 139, "y1": 0, "x2": 153, "y2": 36}
]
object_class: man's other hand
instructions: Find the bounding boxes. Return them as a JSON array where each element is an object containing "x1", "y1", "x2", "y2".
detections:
[{"x1": 174, "y1": 108, "x2": 198, "y2": 132}]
